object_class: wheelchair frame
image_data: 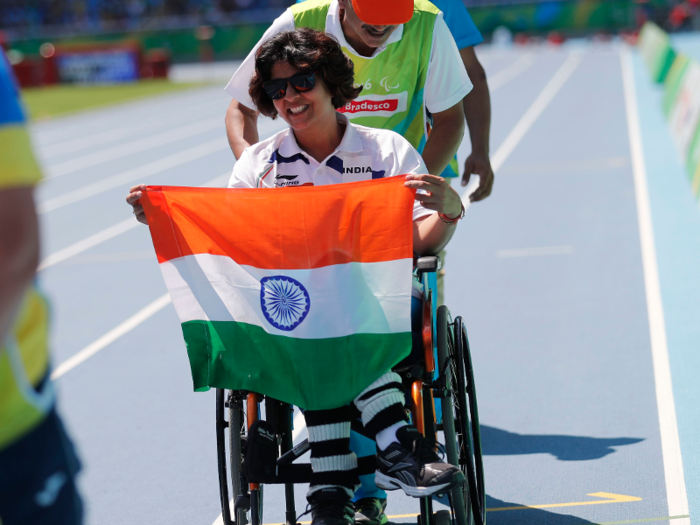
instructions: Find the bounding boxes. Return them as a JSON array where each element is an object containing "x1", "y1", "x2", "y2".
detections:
[{"x1": 215, "y1": 256, "x2": 485, "y2": 525}]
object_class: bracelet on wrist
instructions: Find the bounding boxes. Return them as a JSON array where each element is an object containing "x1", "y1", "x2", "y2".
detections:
[{"x1": 438, "y1": 202, "x2": 465, "y2": 225}]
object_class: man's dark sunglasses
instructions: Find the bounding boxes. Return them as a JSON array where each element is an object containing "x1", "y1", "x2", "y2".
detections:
[{"x1": 262, "y1": 72, "x2": 316, "y2": 100}]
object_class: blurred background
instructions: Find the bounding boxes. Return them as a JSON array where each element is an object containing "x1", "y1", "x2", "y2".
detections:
[{"x1": 2, "y1": 0, "x2": 699, "y2": 95}]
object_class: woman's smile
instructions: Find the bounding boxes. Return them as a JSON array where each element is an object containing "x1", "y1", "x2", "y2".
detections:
[{"x1": 288, "y1": 104, "x2": 309, "y2": 116}]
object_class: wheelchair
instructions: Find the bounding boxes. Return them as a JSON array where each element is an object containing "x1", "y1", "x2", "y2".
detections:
[{"x1": 215, "y1": 256, "x2": 485, "y2": 525}]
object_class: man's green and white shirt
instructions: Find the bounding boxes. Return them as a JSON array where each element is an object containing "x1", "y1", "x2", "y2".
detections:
[{"x1": 224, "y1": 0, "x2": 472, "y2": 177}]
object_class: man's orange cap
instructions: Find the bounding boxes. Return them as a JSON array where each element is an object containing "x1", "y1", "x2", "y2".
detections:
[{"x1": 351, "y1": 0, "x2": 414, "y2": 25}]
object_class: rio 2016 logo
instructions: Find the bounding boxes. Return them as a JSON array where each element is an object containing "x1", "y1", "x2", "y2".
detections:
[
  {"x1": 380, "y1": 77, "x2": 400, "y2": 92},
  {"x1": 353, "y1": 78, "x2": 400, "y2": 92}
]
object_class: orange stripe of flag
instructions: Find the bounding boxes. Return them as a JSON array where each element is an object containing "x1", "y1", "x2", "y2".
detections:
[{"x1": 141, "y1": 176, "x2": 415, "y2": 269}]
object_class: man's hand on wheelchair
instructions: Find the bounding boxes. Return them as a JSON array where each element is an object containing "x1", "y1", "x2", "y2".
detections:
[
  {"x1": 126, "y1": 184, "x2": 148, "y2": 225},
  {"x1": 404, "y1": 174, "x2": 463, "y2": 219}
]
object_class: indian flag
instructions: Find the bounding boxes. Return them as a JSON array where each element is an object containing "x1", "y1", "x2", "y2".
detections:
[{"x1": 141, "y1": 176, "x2": 415, "y2": 410}]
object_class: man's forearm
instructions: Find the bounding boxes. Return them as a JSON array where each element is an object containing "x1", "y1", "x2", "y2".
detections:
[
  {"x1": 463, "y1": 73, "x2": 491, "y2": 156},
  {"x1": 226, "y1": 99, "x2": 260, "y2": 159},
  {"x1": 421, "y1": 102, "x2": 465, "y2": 175},
  {"x1": 461, "y1": 46, "x2": 491, "y2": 156}
]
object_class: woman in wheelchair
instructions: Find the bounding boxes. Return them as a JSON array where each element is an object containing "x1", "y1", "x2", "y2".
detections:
[{"x1": 127, "y1": 27, "x2": 466, "y2": 525}]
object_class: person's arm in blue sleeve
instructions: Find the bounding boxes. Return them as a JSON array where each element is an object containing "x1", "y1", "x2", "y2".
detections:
[{"x1": 432, "y1": 0, "x2": 493, "y2": 201}]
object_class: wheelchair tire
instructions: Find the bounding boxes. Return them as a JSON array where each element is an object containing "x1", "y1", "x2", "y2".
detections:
[
  {"x1": 436, "y1": 306, "x2": 469, "y2": 525},
  {"x1": 454, "y1": 317, "x2": 486, "y2": 525},
  {"x1": 437, "y1": 307, "x2": 486, "y2": 525},
  {"x1": 229, "y1": 393, "x2": 248, "y2": 525},
  {"x1": 216, "y1": 389, "x2": 233, "y2": 525}
]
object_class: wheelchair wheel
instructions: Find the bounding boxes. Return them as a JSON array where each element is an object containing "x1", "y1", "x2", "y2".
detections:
[
  {"x1": 216, "y1": 390, "x2": 262, "y2": 525},
  {"x1": 455, "y1": 317, "x2": 485, "y2": 525},
  {"x1": 216, "y1": 389, "x2": 233, "y2": 525},
  {"x1": 436, "y1": 307, "x2": 486, "y2": 525},
  {"x1": 229, "y1": 393, "x2": 250, "y2": 525}
]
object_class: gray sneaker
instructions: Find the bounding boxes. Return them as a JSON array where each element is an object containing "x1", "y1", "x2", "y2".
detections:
[
  {"x1": 354, "y1": 498, "x2": 388, "y2": 525},
  {"x1": 374, "y1": 426, "x2": 465, "y2": 497}
]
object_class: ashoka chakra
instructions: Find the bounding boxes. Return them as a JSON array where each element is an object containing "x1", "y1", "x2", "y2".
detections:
[{"x1": 260, "y1": 276, "x2": 311, "y2": 331}]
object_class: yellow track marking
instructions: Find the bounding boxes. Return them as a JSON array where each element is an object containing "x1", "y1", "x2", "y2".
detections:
[
  {"x1": 486, "y1": 492, "x2": 642, "y2": 512},
  {"x1": 260, "y1": 492, "x2": 642, "y2": 524}
]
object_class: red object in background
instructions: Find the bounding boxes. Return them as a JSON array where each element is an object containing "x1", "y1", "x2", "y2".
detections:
[
  {"x1": 11, "y1": 59, "x2": 39, "y2": 88},
  {"x1": 46, "y1": 41, "x2": 142, "y2": 84},
  {"x1": 669, "y1": 4, "x2": 691, "y2": 28},
  {"x1": 619, "y1": 29, "x2": 640, "y2": 45},
  {"x1": 42, "y1": 55, "x2": 59, "y2": 85},
  {"x1": 40, "y1": 43, "x2": 59, "y2": 85},
  {"x1": 514, "y1": 32, "x2": 530, "y2": 45},
  {"x1": 141, "y1": 49, "x2": 170, "y2": 79},
  {"x1": 547, "y1": 31, "x2": 566, "y2": 45},
  {"x1": 9, "y1": 40, "x2": 153, "y2": 87}
]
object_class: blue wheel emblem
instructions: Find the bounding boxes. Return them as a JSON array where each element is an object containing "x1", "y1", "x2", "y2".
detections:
[{"x1": 260, "y1": 276, "x2": 310, "y2": 331}]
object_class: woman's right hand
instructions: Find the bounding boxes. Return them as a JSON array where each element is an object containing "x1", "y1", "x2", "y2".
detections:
[{"x1": 126, "y1": 184, "x2": 148, "y2": 225}]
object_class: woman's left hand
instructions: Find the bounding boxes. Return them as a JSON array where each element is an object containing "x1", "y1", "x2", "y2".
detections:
[{"x1": 404, "y1": 174, "x2": 462, "y2": 219}]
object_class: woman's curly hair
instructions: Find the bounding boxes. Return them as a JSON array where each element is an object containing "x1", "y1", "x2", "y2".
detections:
[{"x1": 249, "y1": 28, "x2": 363, "y2": 119}]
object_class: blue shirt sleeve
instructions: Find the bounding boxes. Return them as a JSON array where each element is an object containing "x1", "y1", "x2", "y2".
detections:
[
  {"x1": 428, "y1": 0, "x2": 483, "y2": 49},
  {"x1": 0, "y1": 52, "x2": 26, "y2": 127}
]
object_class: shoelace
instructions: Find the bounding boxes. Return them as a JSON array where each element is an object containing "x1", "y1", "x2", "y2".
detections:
[
  {"x1": 296, "y1": 503, "x2": 313, "y2": 523},
  {"x1": 411, "y1": 435, "x2": 447, "y2": 464}
]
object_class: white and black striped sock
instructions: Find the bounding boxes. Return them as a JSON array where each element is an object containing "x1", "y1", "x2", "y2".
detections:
[
  {"x1": 304, "y1": 406, "x2": 360, "y2": 500},
  {"x1": 354, "y1": 371, "x2": 408, "y2": 439}
]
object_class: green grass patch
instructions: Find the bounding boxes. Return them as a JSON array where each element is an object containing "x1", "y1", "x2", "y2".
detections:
[{"x1": 21, "y1": 79, "x2": 207, "y2": 121}]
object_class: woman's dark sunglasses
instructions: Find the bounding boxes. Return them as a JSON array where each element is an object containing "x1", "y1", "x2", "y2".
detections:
[{"x1": 263, "y1": 72, "x2": 316, "y2": 100}]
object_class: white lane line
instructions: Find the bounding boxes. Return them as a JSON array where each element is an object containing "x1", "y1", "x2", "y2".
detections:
[
  {"x1": 43, "y1": 117, "x2": 223, "y2": 179},
  {"x1": 58, "y1": 250, "x2": 154, "y2": 265},
  {"x1": 488, "y1": 54, "x2": 536, "y2": 91},
  {"x1": 37, "y1": 100, "x2": 222, "y2": 158},
  {"x1": 38, "y1": 218, "x2": 138, "y2": 271},
  {"x1": 51, "y1": 294, "x2": 172, "y2": 380},
  {"x1": 496, "y1": 245, "x2": 573, "y2": 258},
  {"x1": 38, "y1": 172, "x2": 230, "y2": 271},
  {"x1": 32, "y1": 91, "x2": 222, "y2": 146},
  {"x1": 37, "y1": 138, "x2": 228, "y2": 214},
  {"x1": 490, "y1": 50, "x2": 583, "y2": 173},
  {"x1": 462, "y1": 51, "x2": 583, "y2": 207},
  {"x1": 620, "y1": 48, "x2": 690, "y2": 524}
]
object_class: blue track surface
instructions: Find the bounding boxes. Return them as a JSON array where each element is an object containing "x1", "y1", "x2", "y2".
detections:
[
  {"x1": 633, "y1": 43, "x2": 700, "y2": 522},
  {"x1": 30, "y1": 40, "x2": 700, "y2": 525}
]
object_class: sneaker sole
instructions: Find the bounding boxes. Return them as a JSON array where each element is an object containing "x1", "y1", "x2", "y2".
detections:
[{"x1": 374, "y1": 471, "x2": 465, "y2": 497}]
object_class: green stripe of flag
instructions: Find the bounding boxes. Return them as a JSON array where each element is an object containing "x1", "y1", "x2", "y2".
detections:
[{"x1": 182, "y1": 320, "x2": 412, "y2": 410}]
